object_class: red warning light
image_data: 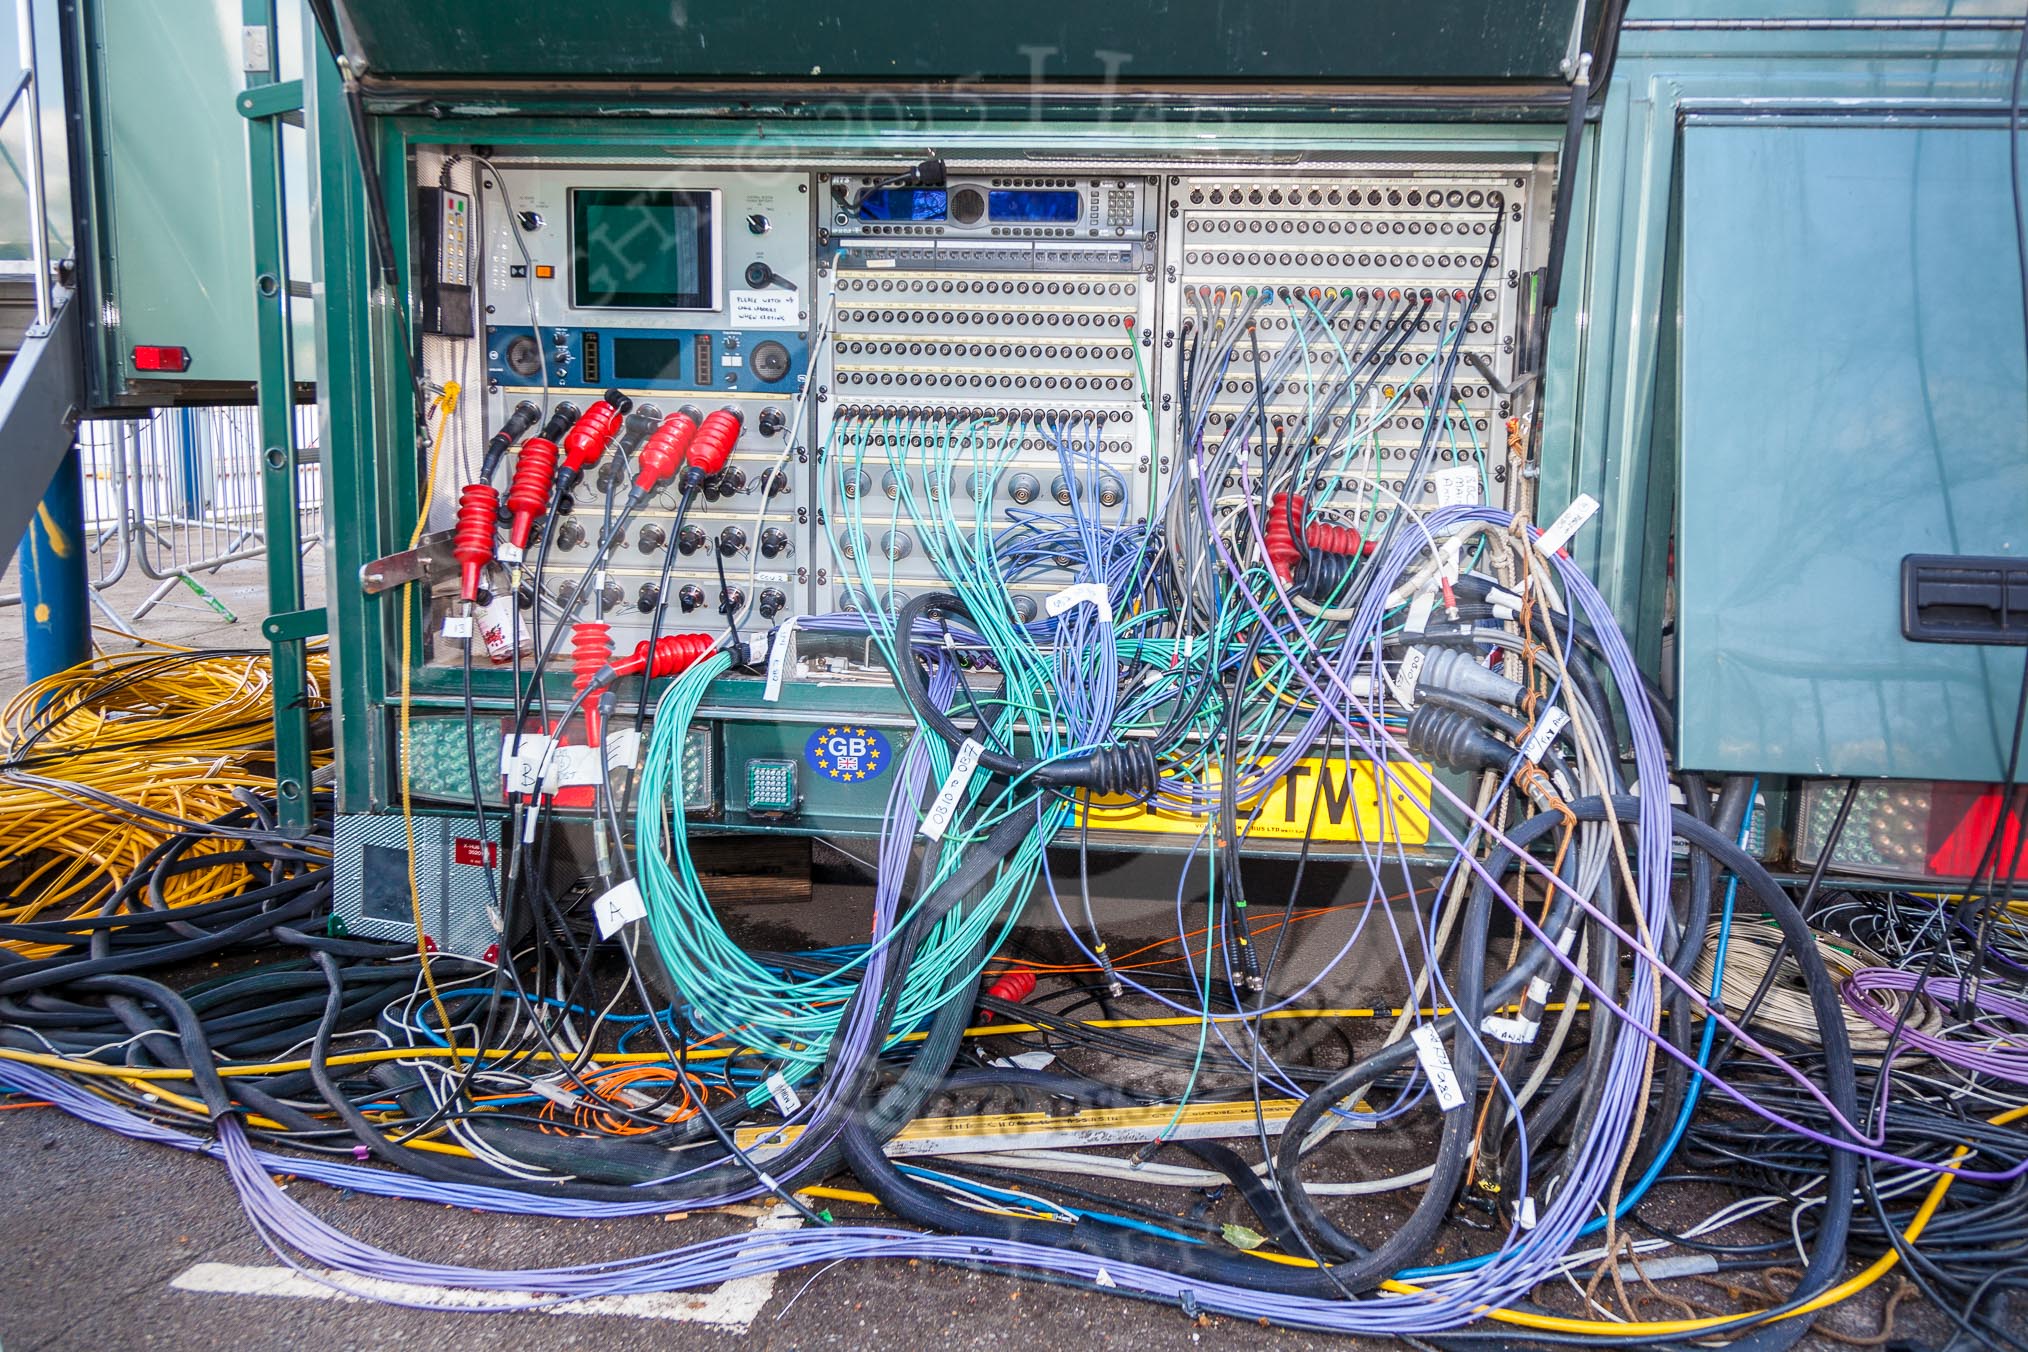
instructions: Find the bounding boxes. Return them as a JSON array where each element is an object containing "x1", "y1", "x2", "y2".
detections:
[{"x1": 131, "y1": 345, "x2": 191, "y2": 373}]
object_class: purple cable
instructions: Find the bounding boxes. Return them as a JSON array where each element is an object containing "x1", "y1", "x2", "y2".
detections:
[{"x1": 1845, "y1": 968, "x2": 2028, "y2": 1083}]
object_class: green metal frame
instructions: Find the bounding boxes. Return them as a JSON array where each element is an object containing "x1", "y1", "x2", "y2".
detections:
[
  {"x1": 1537, "y1": 12, "x2": 2023, "y2": 671},
  {"x1": 310, "y1": 111, "x2": 1569, "y2": 825},
  {"x1": 239, "y1": 1, "x2": 317, "y2": 833},
  {"x1": 303, "y1": 4, "x2": 2028, "y2": 836}
]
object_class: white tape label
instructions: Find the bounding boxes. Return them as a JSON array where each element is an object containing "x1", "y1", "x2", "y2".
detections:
[
  {"x1": 764, "y1": 1071, "x2": 803, "y2": 1115},
  {"x1": 1533, "y1": 493, "x2": 1599, "y2": 557},
  {"x1": 1481, "y1": 1015, "x2": 1538, "y2": 1045},
  {"x1": 919, "y1": 737, "x2": 986, "y2": 843},
  {"x1": 1410, "y1": 1024, "x2": 1466, "y2": 1111},
  {"x1": 1519, "y1": 707, "x2": 1570, "y2": 764},
  {"x1": 762, "y1": 620, "x2": 797, "y2": 702},
  {"x1": 552, "y1": 744, "x2": 605, "y2": 788},
  {"x1": 592, "y1": 879, "x2": 646, "y2": 938},
  {"x1": 730, "y1": 290, "x2": 801, "y2": 328},
  {"x1": 500, "y1": 733, "x2": 551, "y2": 796},
  {"x1": 1045, "y1": 581, "x2": 1113, "y2": 624},
  {"x1": 1388, "y1": 648, "x2": 1426, "y2": 708},
  {"x1": 605, "y1": 728, "x2": 641, "y2": 771},
  {"x1": 1404, "y1": 591, "x2": 1436, "y2": 636},
  {"x1": 441, "y1": 615, "x2": 473, "y2": 640},
  {"x1": 495, "y1": 543, "x2": 524, "y2": 566},
  {"x1": 1431, "y1": 465, "x2": 1481, "y2": 507}
]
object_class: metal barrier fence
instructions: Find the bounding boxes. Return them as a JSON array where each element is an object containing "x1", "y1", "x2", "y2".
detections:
[{"x1": 2, "y1": 405, "x2": 323, "y2": 633}]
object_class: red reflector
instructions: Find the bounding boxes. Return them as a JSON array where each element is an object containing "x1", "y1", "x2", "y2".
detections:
[{"x1": 131, "y1": 345, "x2": 190, "y2": 373}]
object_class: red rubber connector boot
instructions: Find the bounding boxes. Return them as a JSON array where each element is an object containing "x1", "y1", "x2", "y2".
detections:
[
  {"x1": 1303, "y1": 517, "x2": 1366, "y2": 557},
  {"x1": 453, "y1": 483, "x2": 500, "y2": 602},
  {"x1": 569, "y1": 622, "x2": 615, "y2": 746},
  {"x1": 555, "y1": 388, "x2": 633, "y2": 497},
  {"x1": 505, "y1": 441, "x2": 561, "y2": 549},
  {"x1": 680, "y1": 408, "x2": 743, "y2": 485},
  {"x1": 1263, "y1": 491, "x2": 1303, "y2": 584},
  {"x1": 611, "y1": 633, "x2": 716, "y2": 682},
  {"x1": 978, "y1": 969, "x2": 1037, "y2": 1023},
  {"x1": 631, "y1": 406, "x2": 703, "y2": 502}
]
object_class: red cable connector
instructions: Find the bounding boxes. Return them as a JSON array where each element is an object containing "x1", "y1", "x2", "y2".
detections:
[
  {"x1": 631, "y1": 407, "x2": 702, "y2": 500},
  {"x1": 1263, "y1": 492, "x2": 1303, "y2": 584},
  {"x1": 978, "y1": 969, "x2": 1037, "y2": 1022},
  {"x1": 683, "y1": 407, "x2": 743, "y2": 483},
  {"x1": 452, "y1": 483, "x2": 500, "y2": 602},
  {"x1": 1303, "y1": 517, "x2": 1365, "y2": 557},
  {"x1": 556, "y1": 389, "x2": 632, "y2": 495},
  {"x1": 611, "y1": 632, "x2": 715, "y2": 682},
  {"x1": 505, "y1": 440, "x2": 561, "y2": 549},
  {"x1": 569, "y1": 622, "x2": 614, "y2": 746}
]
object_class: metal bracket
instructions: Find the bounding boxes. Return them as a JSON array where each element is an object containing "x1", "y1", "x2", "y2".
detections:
[
  {"x1": 262, "y1": 606, "x2": 328, "y2": 643},
  {"x1": 1464, "y1": 351, "x2": 1540, "y2": 400},
  {"x1": 236, "y1": 78, "x2": 302, "y2": 121},
  {"x1": 360, "y1": 529, "x2": 459, "y2": 595}
]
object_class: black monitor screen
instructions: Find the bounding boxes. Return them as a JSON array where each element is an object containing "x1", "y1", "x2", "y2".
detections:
[{"x1": 572, "y1": 189, "x2": 715, "y2": 309}]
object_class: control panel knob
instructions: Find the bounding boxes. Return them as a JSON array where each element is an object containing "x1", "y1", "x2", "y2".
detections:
[
  {"x1": 756, "y1": 406, "x2": 785, "y2": 437},
  {"x1": 637, "y1": 523, "x2": 668, "y2": 554},
  {"x1": 749, "y1": 339, "x2": 792, "y2": 384},
  {"x1": 504, "y1": 334, "x2": 541, "y2": 378},
  {"x1": 759, "y1": 527, "x2": 791, "y2": 558},
  {"x1": 599, "y1": 579, "x2": 624, "y2": 610},
  {"x1": 744, "y1": 260, "x2": 779, "y2": 289},
  {"x1": 678, "y1": 584, "x2": 706, "y2": 613},
  {"x1": 718, "y1": 585, "x2": 745, "y2": 614},
  {"x1": 1007, "y1": 472, "x2": 1040, "y2": 505},
  {"x1": 637, "y1": 583, "x2": 661, "y2": 613},
  {"x1": 745, "y1": 212, "x2": 770, "y2": 235},
  {"x1": 552, "y1": 518, "x2": 586, "y2": 550},
  {"x1": 758, "y1": 587, "x2": 786, "y2": 619},
  {"x1": 1013, "y1": 594, "x2": 1038, "y2": 623},
  {"x1": 678, "y1": 525, "x2": 707, "y2": 555},
  {"x1": 718, "y1": 526, "x2": 747, "y2": 556},
  {"x1": 516, "y1": 209, "x2": 544, "y2": 233}
]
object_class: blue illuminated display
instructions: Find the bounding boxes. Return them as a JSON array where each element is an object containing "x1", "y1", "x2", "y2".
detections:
[
  {"x1": 988, "y1": 190, "x2": 1079, "y2": 222},
  {"x1": 855, "y1": 189, "x2": 949, "y2": 222}
]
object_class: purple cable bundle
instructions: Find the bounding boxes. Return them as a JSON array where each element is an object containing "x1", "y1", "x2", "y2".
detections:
[{"x1": 1845, "y1": 968, "x2": 2028, "y2": 1083}]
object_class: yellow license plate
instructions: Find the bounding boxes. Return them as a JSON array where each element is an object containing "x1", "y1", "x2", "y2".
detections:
[{"x1": 1076, "y1": 757, "x2": 1433, "y2": 845}]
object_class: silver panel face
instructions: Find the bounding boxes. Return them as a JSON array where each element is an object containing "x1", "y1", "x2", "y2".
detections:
[
  {"x1": 812, "y1": 173, "x2": 1159, "y2": 621},
  {"x1": 1162, "y1": 167, "x2": 1543, "y2": 523},
  {"x1": 426, "y1": 150, "x2": 1553, "y2": 673}
]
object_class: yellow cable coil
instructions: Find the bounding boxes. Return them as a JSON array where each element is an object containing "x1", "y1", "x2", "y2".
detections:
[{"x1": 0, "y1": 642, "x2": 331, "y2": 956}]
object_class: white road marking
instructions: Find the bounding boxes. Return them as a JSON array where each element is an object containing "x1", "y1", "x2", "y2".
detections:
[{"x1": 171, "y1": 1207, "x2": 798, "y2": 1332}]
